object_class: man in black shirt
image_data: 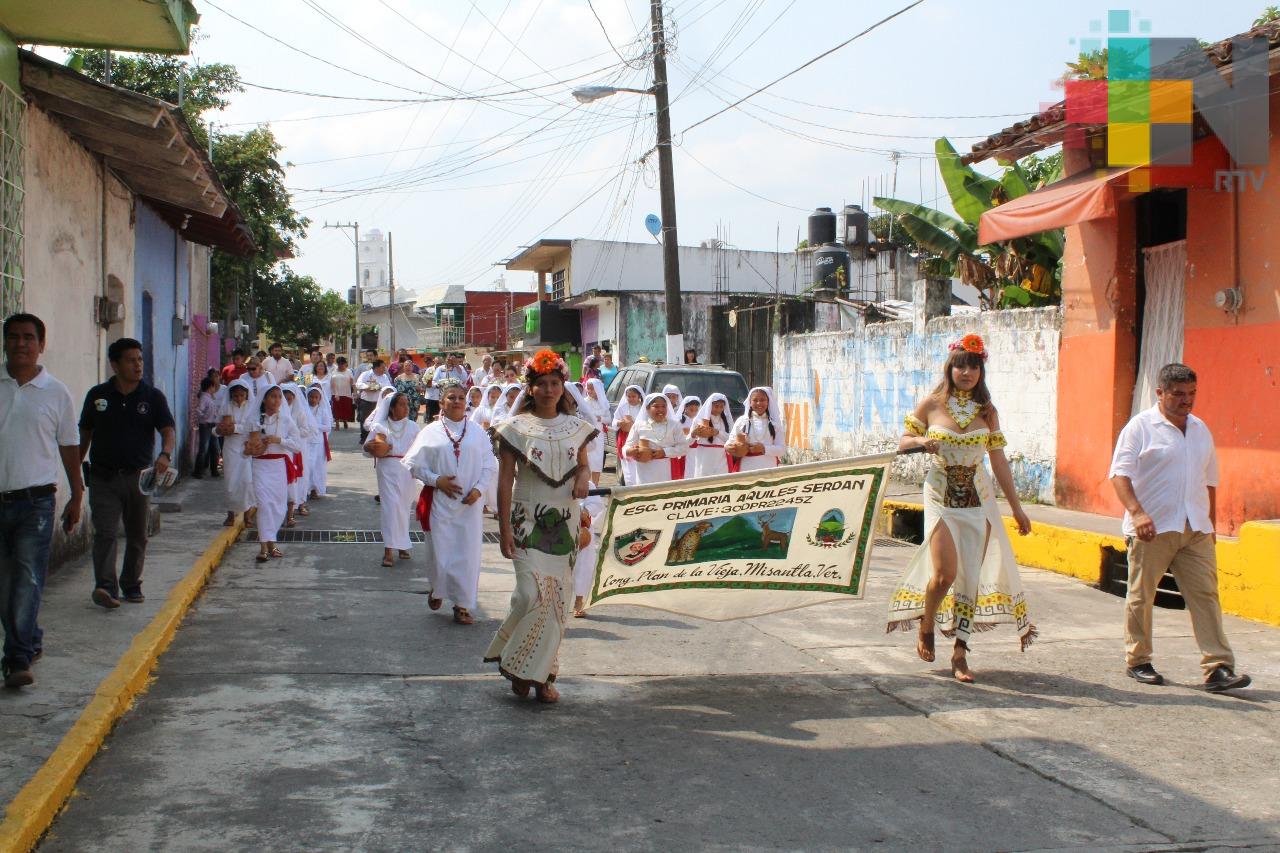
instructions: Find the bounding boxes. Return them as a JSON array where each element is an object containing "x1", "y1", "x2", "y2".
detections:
[{"x1": 78, "y1": 338, "x2": 176, "y2": 608}]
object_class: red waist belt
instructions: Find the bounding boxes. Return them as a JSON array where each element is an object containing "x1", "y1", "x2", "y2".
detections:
[
  {"x1": 258, "y1": 453, "x2": 300, "y2": 483},
  {"x1": 323, "y1": 432, "x2": 331, "y2": 462},
  {"x1": 416, "y1": 486, "x2": 434, "y2": 532}
]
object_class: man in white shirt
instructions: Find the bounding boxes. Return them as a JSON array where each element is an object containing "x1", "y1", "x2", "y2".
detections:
[
  {"x1": 477, "y1": 354, "x2": 494, "y2": 387},
  {"x1": 261, "y1": 342, "x2": 294, "y2": 385},
  {"x1": 0, "y1": 313, "x2": 84, "y2": 688},
  {"x1": 355, "y1": 359, "x2": 392, "y2": 443},
  {"x1": 429, "y1": 353, "x2": 469, "y2": 421},
  {"x1": 1110, "y1": 363, "x2": 1250, "y2": 693}
]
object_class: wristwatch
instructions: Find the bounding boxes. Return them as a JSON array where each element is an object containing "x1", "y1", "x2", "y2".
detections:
[{"x1": 157, "y1": 451, "x2": 172, "y2": 460}]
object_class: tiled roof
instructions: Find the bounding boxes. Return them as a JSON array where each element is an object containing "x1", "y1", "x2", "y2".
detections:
[{"x1": 963, "y1": 21, "x2": 1280, "y2": 164}]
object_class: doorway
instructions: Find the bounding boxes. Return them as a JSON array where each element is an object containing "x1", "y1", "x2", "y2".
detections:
[{"x1": 1131, "y1": 190, "x2": 1187, "y2": 417}]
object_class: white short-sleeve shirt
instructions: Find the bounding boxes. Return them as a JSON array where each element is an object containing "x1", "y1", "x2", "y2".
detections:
[
  {"x1": 1109, "y1": 405, "x2": 1218, "y2": 536},
  {"x1": 0, "y1": 366, "x2": 80, "y2": 492}
]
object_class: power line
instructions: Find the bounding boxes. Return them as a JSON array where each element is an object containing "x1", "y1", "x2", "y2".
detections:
[
  {"x1": 680, "y1": 0, "x2": 927, "y2": 136},
  {"x1": 678, "y1": 147, "x2": 809, "y2": 212},
  {"x1": 585, "y1": 0, "x2": 645, "y2": 68},
  {"x1": 203, "y1": 1, "x2": 434, "y2": 96}
]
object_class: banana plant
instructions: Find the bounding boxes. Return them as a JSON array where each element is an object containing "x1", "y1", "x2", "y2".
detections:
[{"x1": 874, "y1": 138, "x2": 1064, "y2": 309}]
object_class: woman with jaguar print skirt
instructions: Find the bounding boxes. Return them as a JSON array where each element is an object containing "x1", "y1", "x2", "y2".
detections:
[{"x1": 886, "y1": 335, "x2": 1037, "y2": 683}]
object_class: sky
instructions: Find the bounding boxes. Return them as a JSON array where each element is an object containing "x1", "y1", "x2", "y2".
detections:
[{"x1": 94, "y1": 0, "x2": 1274, "y2": 296}]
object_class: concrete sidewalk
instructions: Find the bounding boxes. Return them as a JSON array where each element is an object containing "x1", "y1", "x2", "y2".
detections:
[
  {"x1": 0, "y1": 471, "x2": 239, "y2": 812},
  {"x1": 31, "y1": 429, "x2": 1280, "y2": 851}
]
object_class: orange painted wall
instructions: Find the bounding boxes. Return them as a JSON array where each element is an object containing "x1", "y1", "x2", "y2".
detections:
[
  {"x1": 1056, "y1": 95, "x2": 1280, "y2": 532},
  {"x1": 1054, "y1": 149, "x2": 1138, "y2": 515}
]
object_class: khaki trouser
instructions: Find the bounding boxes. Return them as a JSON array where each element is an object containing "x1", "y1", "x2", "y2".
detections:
[{"x1": 1125, "y1": 524, "x2": 1234, "y2": 675}]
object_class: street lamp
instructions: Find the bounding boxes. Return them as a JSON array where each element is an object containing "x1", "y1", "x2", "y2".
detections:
[{"x1": 572, "y1": 0, "x2": 685, "y2": 365}]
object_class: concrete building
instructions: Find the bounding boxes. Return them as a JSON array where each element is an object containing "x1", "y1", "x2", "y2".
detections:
[
  {"x1": 964, "y1": 20, "x2": 1280, "y2": 536},
  {"x1": 358, "y1": 228, "x2": 415, "y2": 308},
  {"x1": 502, "y1": 238, "x2": 809, "y2": 371},
  {"x1": 0, "y1": 13, "x2": 252, "y2": 560}
]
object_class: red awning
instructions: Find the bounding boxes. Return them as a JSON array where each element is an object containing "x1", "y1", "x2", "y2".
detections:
[
  {"x1": 978, "y1": 137, "x2": 1231, "y2": 244},
  {"x1": 978, "y1": 167, "x2": 1135, "y2": 244}
]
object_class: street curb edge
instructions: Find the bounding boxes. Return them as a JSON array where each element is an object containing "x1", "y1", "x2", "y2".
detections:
[{"x1": 0, "y1": 519, "x2": 245, "y2": 853}]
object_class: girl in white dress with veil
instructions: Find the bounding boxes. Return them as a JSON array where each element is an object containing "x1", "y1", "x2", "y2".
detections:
[{"x1": 364, "y1": 392, "x2": 422, "y2": 567}]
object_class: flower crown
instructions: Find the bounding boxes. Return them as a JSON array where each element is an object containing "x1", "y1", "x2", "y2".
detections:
[
  {"x1": 948, "y1": 334, "x2": 988, "y2": 361},
  {"x1": 524, "y1": 349, "x2": 569, "y2": 381}
]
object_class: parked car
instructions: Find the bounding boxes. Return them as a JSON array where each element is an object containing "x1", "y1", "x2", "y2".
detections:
[{"x1": 604, "y1": 363, "x2": 751, "y2": 422}]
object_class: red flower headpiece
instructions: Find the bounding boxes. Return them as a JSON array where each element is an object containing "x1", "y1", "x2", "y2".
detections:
[
  {"x1": 948, "y1": 333, "x2": 988, "y2": 361},
  {"x1": 524, "y1": 349, "x2": 569, "y2": 381}
]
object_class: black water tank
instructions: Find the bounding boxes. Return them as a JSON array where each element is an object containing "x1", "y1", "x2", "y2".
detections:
[
  {"x1": 812, "y1": 242, "x2": 851, "y2": 293},
  {"x1": 843, "y1": 204, "x2": 870, "y2": 248},
  {"x1": 807, "y1": 207, "x2": 836, "y2": 246}
]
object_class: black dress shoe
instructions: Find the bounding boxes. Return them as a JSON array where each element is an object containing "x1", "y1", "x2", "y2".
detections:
[
  {"x1": 1204, "y1": 666, "x2": 1251, "y2": 693},
  {"x1": 1126, "y1": 663, "x2": 1164, "y2": 685}
]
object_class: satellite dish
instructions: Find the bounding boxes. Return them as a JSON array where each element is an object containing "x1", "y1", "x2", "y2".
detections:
[{"x1": 644, "y1": 213, "x2": 662, "y2": 238}]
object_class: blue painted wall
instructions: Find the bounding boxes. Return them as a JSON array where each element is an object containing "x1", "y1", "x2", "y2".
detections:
[{"x1": 133, "y1": 204, "x2": 191, "y2": 465}]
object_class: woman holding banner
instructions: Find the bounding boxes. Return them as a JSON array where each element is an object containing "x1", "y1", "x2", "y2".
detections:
[
  {"x1": 887, "y1": 334, "x2": 1035, "y2": 683},
  {"x1": 485, "y1": 350, "x2": 596, "y2": 703}
]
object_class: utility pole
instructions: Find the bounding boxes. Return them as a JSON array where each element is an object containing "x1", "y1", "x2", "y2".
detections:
[
  {"x1": 387, "y1": 231, "x2": 396, "y2": 355},
  {"x1": 323, "y1": 221, "x2": 360, "y2": 354},
  {"x1": 650, "y1": 0, "x2": 684, "y2": 365}
]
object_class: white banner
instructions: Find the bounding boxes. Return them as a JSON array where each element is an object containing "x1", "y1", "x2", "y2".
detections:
[{"x1": 589, "y1": 453, "x2": 895, "y2": 621}]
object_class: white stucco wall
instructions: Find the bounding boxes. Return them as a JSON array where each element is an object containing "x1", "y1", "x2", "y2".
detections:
[
  {"x1": 773, "y1": 307, "x2": 1061, "y2": 503},
  {"x1": 568, "y1": 239, "x2": 807, "y2": 297}
]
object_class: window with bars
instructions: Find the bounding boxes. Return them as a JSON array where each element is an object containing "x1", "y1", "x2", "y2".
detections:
[
  {"x1": 550, "y1": 268, "x2": 565, "y2": 301},
  {"x1": 0, "y1": 83, "x2": 23, "y2": 319}
]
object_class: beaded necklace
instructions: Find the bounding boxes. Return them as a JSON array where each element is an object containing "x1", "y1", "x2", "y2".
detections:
[
  {"x1": 440, "y1": 416, "x2": 468, "y2": 462},
  {"x1": 947, "y1": 388, "x2": 980, "y2": 429}
]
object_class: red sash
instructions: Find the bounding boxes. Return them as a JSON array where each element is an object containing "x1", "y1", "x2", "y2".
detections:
[
  {"x1": 725, "y1": 449, "x2": 762, "y2": 474},
  {"x1": 671, "y1": 457, "x2": 685, "y2": 479},
  {"x1": 323, "y1": 432, "x2": 331, "y2": 461},
  {"x1": 259, "y1": 453, "x2": 300, "y2": 483},
  {"x1": 293, "y1": 452, "x2": 304, "y2": 483},
  {"x1": 416, "y1": 485, "x2": 434, "y2": 531},
  {"x1": 615, "y1": 428, "x2": 628, "y2": 457}
]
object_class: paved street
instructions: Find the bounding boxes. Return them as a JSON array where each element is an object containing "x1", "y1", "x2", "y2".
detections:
[{"x1": 39, "y1": 429, "x2": 1280, "y2": 852}]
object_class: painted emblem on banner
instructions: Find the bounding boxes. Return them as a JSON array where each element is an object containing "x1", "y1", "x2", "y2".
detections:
[
  {"x1": 806, "y1": 508, "x2": 858, "y2": 548},
  {"x1": 612, "y1": 528, "x2": 661, "y2": 566},
  {"x1": 665, "y1": 509, "x2": 796, "y2": 566}
]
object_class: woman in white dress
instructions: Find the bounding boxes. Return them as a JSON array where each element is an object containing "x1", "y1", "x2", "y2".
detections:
[
  {"x1": 611, "y1": 384, "x2": 644, "y2": 485},
  {"x1": 470, "y1": 383, "x2": 504, "y2": 430},
  {"x1": 464, "y1": 385, "x2": 483, "y2": 417},
  {"x1": 403, "y1": 380, "x2": 497, "y2": 624},
  {"x1": 686, "y1": 392, "x2": 732, "y2": 479},
  {"x1": 673, "y1": 395, "x2": 700, "y2": 480},
  {"x1": 572, "y1": 495, "x2": 606, "y2": 618},
  {"x1": 216, "y1": 377, "x2": 257, "y2": 527},
  {"x1": 281, "y1": 384, "x2": 315, "y2": 519},
  {"x1": 623, "y1": 392, "x2": 689, "y2": 485},
  {"x1": 582, "y1": 378, "x2": 611, "y2": 485},
  {"x1": 364, "y1": 392, "x2": 422, "y2": 567},
  {"x1": 727, "y1": 386, "x2": 787, "y2": 472},
  {"x1": 662, "y1": 383, "x2": 682, "y2": 415},
  {"x1": 490, "y1": 383, "x2": 522, "y2": 426},
  {"x1": 246, "y1": 384, "x2": 302, "y2": 562},
  {"x1": 305, "y1": 384, "x2": 333, "y2": 500},
  {"x1": 485, "y1": 350, "x2": 596, "y2": 703},
  {"x1": 887, "y1": 335, "x2": 1035, "y2": 683}
]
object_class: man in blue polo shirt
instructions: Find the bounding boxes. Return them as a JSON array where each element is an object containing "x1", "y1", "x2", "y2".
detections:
[{"x1": 78, "y1": 338, "x2": 176, "y2": 608}]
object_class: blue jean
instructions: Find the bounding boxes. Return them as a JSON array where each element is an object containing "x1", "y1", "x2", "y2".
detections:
[{"x1": 0, "y1": 493, "x2": 55, "y2": 670}]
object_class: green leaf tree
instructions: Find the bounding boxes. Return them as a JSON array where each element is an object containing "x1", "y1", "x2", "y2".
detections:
[{"x1": 874, "y1": 139, "x2": 1065, "y2": 309}]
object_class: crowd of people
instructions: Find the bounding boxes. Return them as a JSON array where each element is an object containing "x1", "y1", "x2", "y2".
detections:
[{"x1": 0, "y1": 317, "x2": 1249, "y2": 701}]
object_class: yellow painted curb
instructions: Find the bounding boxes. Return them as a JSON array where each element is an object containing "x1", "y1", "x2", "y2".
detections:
[
  {"x1": 879, "y1": 500, "x2": 1280, "y2": 626},
  {"x1": 0, "y1": 520, "x2": 244, "y2": 853}
]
